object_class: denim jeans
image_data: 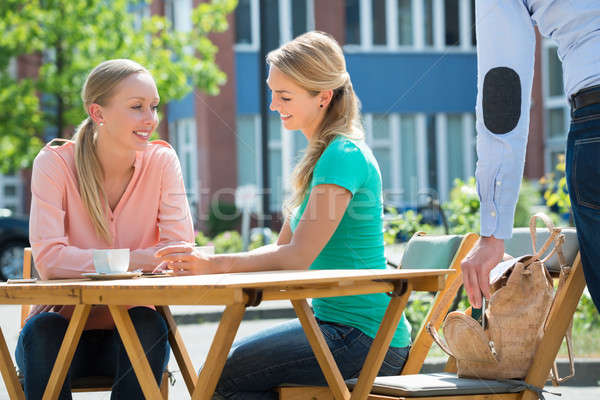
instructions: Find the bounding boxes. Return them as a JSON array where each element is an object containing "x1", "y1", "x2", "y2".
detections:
[
  {"x1": 212, "y1": 318, "x2": 410, "y2": 400},
  {"x1": 15, "y1": 307, "x2": 169, "y2": 400},
  {"x1": 566, "y1": 98, "x2": 600, "y2": 312}
]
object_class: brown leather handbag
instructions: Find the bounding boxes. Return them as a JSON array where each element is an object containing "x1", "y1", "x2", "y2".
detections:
[{"x1": 429, "y1": 213, "x2": 570, "y2": 381}]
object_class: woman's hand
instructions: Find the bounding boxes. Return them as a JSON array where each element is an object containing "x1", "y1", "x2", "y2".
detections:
[{"x1": 154, "y1": 244, "x2": 214, "y2": 275}]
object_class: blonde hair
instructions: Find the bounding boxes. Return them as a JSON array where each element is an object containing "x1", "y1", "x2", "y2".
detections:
[
  {"x1": 72, "y1": 59, "x2": 148, "y2": 243},
  {"x1": 267, "y1": 31, "x2": 364, "y2": 215}
]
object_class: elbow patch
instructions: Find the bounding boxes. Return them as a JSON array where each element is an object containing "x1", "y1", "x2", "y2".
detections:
[{"x1": 482, "y1": 67, "x2": 521, "y2": 134}]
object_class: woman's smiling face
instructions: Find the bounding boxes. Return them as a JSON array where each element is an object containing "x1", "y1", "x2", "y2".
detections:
[
  {"x1": 267, "y1": 66, "x2": 324, "y2": 140},
  {"x1": 95, "y1": 72, "x2": 160, "y2": 152}
]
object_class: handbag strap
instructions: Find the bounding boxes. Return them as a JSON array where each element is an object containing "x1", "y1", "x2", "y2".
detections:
[
  {"x1": 529, "y1": 213, "x2": 562, "y2": 262},
  {"x1": 426, "y1": 322, "x2": 455, "y2": 358}
]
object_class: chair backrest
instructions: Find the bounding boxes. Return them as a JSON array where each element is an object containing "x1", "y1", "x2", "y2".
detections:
[
  {"x1": 20, "y1": 248, "x2": 33, "y2": 329},
  {"x1": 399, "y1": 234, "x2": 464, "y2": 270},
  {"x1": 399, "y1": 232, "x2": 479, "y2": 374}
]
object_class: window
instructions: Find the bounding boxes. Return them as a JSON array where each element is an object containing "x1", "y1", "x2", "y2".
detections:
[
  {"x1": 235, "y1": 0, "x2": 313, "y2": 50},
  {"x1": 397, "y1": 0, "x2": 413, "y2": 45},
  {"x1": 444, "y1": 0, "x2": 460, "y2": 46},
  {"x1": 547, "y1": 108, "x2": 566, "y2": 138},
  {"x1": 166, "y1": 0, "x2": 192, "y2": 32},
  {"x1": 170, "y1": 119, "x2": 198, "y2": 219},
  {"x1": 543, "y1": 42, "x2": 569, "y2": 173},
  {"x1": 400, "y1": 115, "x2": 418, "y2": 205},
  {"x1": 236, "y1": 115, "x2": 259, "y2": 186},
  {"x1": 425, "y1": 114, "x2": 438, "y2": 194},
  {"x1": 131, "y1": 1, "x2": 150, "y2": 31},
  {"x1": 446, "y1": 114, "x2": 464, "y2": 189},
  {"x1": 345, "y1": 0, "x2": 474, "y2": 50},
  {"x1": 346, "y1": 0, "x2": 361, "y2": 45},
  {"x1": 423, "y1": 0, "x2": 434, "y2": 47},
  {"x1": 370, "y1": 115, "x2": 393, "y2": 193},
  {"x1": 372, "y1": 0, "x2": 388, "y2": 46},
  {"x1": 235, "y1": 0, "x2": 253, "y2": 44},
  {"x1": 8, "y1": 58, "x2": 17, "y2": 79},
  {"x1": 470, "y1": 0, "x2": 476, "y2": 46},
  {"x1": 291, "y1": 0, "x2": 308, "y2": 38},
  {"x1": 363, "y1": 112, "x2": 474, "y2": 207},
  {"x1": 0, "y1": 175, "x2": 22, "y2": 214},
  {"x1": 547, "y1": 47, "x2": 564, "y2": 97},
  {"x1": 235, "y1": 114, "x2": 287, "y2": 213}
]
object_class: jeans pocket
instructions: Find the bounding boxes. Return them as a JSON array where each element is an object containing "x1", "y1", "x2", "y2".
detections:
[
  {"x1": 572, "y1": 137, "x2": 600, "y2": 210},
  {"x1": 319, "y1": 322, "x2": 355, "y2": 342},
  {"x1": 380, "y1": 346, "x2": 410, "y2": 374}
]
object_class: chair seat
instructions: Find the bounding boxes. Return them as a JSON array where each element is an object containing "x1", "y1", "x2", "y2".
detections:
[
  {"x1": 71, "y1": 376, "x2": 113, "y2": 390},
  {"x1": 346, "y1": 373, "x2": 522, "y2": 397}
]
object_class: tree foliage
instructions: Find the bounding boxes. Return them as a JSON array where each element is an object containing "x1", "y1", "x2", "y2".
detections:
[{"x1": 0, "y1": 0, "x2": 236, "y2": 173}]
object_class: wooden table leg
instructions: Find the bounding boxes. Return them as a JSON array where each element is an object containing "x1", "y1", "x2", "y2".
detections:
[
  {"x1": 43, "y1": 304, "x2": 91, "y2": 400},
  {"x1": 350, "y1": 283, "x2": 413, "y2": 400},
  {"x1": 192, "y1": 303, "x2": 246, "y2": 400},
  {"x1": 292, "y1": 299, "x2": 351, "y2": 400},
  {"x1": 0, "y1": 327, "x2": 25, "y2": 400},
  {"x1": 109, "y1": 305, "x2": 163, "y2": 400},
  {"x1": 156, "y1": 305, "x2": 198, "y2": 395}
]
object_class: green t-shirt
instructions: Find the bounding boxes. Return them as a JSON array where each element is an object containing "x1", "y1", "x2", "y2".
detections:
[{"x1": 290, "y1": 136, "x2": 411, "y2": 348}]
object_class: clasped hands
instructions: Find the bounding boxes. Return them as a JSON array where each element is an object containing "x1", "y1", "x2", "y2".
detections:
[{"x1": 153, "y1": 244, "x2": 213, "y2": 275}]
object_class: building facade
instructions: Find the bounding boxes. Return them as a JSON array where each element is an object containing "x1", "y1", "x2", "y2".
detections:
[{"x1": 3, "y1": 0, "x2": 568, "y2": 228}]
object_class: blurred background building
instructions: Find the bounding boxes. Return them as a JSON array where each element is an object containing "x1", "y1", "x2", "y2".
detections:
[{"x1": 2, "y1": 0, "x2": 569, "y2": 228}]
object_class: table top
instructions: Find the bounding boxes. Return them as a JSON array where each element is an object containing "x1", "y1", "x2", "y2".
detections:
[
  {"x1": 1, "y1": 268, "x2": 450, "y2": 289},
  {"x1": 0, "y1": 269, "x2": 453, "y2": 306}
]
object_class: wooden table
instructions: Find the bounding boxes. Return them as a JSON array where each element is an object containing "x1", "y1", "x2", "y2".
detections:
[{"x1": 0, "y1": 268, "x2": 451, "y2": 400}]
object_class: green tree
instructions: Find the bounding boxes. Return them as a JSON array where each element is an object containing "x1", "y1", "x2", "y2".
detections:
[{"x1": 0, "y1": 0, "x2": 236, "y2": 173}]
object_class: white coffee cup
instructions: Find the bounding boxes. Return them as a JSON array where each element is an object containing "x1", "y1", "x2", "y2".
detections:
[{"x1": 93, "y1": 249, "x2": 130, "y2": 274}]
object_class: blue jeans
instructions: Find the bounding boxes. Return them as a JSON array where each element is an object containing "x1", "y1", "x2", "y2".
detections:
[
  {"x1": 212, "y1": 318, "x2": 410, "y2": 400},
  {"x1": 566, "y1": 98, "x2": 600, "y2": 312},
  {"x1": 15, "y1": 307, "x2": 169, "y2": 400}
]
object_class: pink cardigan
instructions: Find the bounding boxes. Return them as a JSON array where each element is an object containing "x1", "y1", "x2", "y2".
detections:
[{"x1": 28, "y1": 139, "x2": 195, "y2": 329}]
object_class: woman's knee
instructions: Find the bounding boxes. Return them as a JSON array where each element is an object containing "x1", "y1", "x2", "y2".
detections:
[
  {"x1": 20, "y1": 312, "x2": 68, "y2": 349},
  {"x1": 128, "y1": 307, "x2": 168, "y2": 338}
]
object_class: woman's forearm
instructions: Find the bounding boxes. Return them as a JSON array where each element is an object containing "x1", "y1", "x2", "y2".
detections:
[{"x1": 210, "y1": 243, "x2": 311, "y2": 274}]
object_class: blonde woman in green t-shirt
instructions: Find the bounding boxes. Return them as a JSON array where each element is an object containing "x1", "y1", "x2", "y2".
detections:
[{"x1": 156, "y1": 31, "x2": 411, "y2": 399}]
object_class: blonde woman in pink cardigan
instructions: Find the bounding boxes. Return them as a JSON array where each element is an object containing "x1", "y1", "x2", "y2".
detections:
[{"x1": 17, "y1": 59, "x2": 194, "y2": 399}]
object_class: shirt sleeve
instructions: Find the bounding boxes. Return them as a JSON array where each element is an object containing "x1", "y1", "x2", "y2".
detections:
[
  {"x1": 156, "y1": 149, "x2": 195, "y2": 245},
  {"x1": 29, "y1": 149, "x2": 95, "y2": 279},
  {"x1": 130, "y1": 148, "x2": 195, "y2": 270},
  {"x1": 475, "y1": 0, "x2": 536, "y2": 239},
  {"x1": 312, "y1": 139, "x2": 369, "y2": 195}
]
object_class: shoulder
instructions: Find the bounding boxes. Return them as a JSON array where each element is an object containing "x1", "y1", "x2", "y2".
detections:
[
  {"x1": 33, "y1": 139, "x2": 75, "y2": 173},
  {"x1": 142, "y1": 140, "x2": 179, "y2": 166},
  {"x1": 319, "y1": 136, "x2": 368, "y2": 166}
]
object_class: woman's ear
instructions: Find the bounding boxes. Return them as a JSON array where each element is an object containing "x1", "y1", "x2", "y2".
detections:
[
  {"x1": 88, "y1": 103, "x2": 104, "y2": 125},
  {"x1": 319, "y1": 89, "x2": 334, "y2": 109}
]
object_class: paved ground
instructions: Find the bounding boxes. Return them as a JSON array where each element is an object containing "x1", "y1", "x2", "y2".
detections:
[{"x1": 1, "y1": 305, "x2": 598, "y2": 399}]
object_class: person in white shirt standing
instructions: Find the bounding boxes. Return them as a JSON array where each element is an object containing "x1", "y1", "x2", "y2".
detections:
[{"x1": 461, "y1": 0, "x2": 600, "y2": 313}]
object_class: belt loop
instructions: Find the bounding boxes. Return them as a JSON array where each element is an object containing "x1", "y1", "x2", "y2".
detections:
[{"x1": 569, "y1": 95, "x2": 575, "y2": 119}]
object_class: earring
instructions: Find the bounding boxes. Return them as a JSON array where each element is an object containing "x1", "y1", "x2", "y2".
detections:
[
  {"x1": 99, "y1": 122, "x2": 104, "y2": 127},
  {"x1": 319, "y1": 104, "x2": 323, "y2": 108}
]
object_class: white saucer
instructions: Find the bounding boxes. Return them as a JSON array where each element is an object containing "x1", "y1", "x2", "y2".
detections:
[{"x1": 81, "y1": 271, "x2": 142, "y2": 280}]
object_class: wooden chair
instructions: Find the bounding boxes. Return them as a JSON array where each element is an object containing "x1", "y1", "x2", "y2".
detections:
[
  {"x1": 277, "y1": 232, "x2": 480, "y2": 399},
  {"x1": 278, "y1": 228, "x2": 583, "y2": 400},
  {"x1": 19, "y1": 247, "x2": 170, "y2": 399},
  {"x1": 343, "y1": 227, "x2": 584, "y2": 400}
]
